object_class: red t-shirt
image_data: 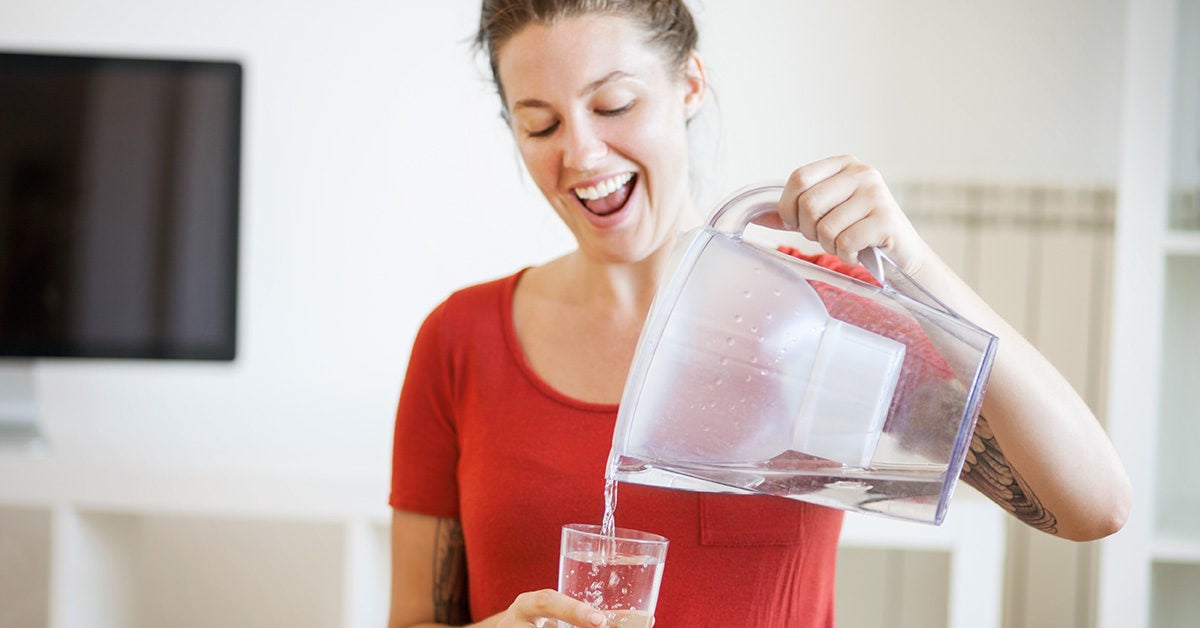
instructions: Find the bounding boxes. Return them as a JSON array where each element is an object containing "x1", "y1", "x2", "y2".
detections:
[{"x1": 391, "y1": 252, "x2": 873, "y2": 627}]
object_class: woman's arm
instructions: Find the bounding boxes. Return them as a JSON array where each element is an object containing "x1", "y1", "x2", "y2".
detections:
[
  {"x1": 389, "y1": 510, "x2": 470, "y2": 628},
  {"x1": 912, "y1": 251, "x2": 1131, "y2": 540},
  {"x1": 776, "y1": 155, "x2": 1132, "y2": 541},
  {"x1": 388, "y1": 510, "x2": 609, "y2": 628}
]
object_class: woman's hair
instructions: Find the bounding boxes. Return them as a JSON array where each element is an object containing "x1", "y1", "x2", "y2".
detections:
[{"x1": 475, "y1": 0, "x2": 698, "y2": 105}]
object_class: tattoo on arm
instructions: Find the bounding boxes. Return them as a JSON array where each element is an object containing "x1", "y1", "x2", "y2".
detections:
[
  {"x1": 433, "y1": 518, "x2": 470, "y2": 625},
  {"x1": 960, "y1": 415, "x2": 1059, "y2": 534}
]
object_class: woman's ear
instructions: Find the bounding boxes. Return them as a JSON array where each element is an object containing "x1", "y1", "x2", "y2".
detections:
[{"x1": 682, "y1": 50, "x2": 707, "y2": 120}]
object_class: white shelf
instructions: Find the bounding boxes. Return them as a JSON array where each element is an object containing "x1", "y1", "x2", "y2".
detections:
[
  {"x1": 1152, "y1": 539, "x2": 1200, "y2": 564},
  {"x1": 0, "y1": 456, "x2": 391, "y2": 522},
  {"x1": 1164, "y1": 230, "x2": 1200, "y2": 255}
]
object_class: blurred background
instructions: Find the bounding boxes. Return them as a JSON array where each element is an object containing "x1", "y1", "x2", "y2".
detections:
[{"x1": 0, "y1": 0, "x2": 1195, "y2": 627}]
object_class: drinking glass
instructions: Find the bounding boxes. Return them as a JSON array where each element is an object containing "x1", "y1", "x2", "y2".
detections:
[{"x1": 557, "y1": 524, "x2": 668, "y2": 628}]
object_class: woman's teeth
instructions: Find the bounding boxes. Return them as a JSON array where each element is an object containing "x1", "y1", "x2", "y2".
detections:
[{"x1": 573, "y1": 172, "x2": 634, "y2": 201}]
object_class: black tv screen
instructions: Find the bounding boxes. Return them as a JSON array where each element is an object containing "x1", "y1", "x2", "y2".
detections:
[{"x1": 0, "y1": 51, "x2": 241, "y2": 360}]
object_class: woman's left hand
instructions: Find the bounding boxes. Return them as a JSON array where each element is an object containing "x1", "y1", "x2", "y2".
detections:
[{"x1": 776, "y1": 155, "x2": 932, "y2": 275}]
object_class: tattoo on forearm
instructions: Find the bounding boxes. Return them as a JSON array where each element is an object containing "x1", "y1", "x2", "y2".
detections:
[
  {"x1": 433, "y1": 518, "x2": 470, "y2": 625},
  {"x1": 960, "y1": 415, "x2": 1059, "y2": 534}
]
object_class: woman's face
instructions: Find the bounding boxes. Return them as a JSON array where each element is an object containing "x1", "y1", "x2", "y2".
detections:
[{"x1": 496, "y1": 15, "x2": 705, "y2": 265}]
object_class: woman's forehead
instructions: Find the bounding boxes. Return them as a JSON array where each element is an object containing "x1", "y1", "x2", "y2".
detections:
[{"x1": 496, "y1": 14, "x2": 666, "y2": 100}]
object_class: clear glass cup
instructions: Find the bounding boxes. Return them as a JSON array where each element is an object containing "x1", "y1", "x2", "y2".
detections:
[{"x1": 557, "y1": 524, "x2": 668, "y2": 628}]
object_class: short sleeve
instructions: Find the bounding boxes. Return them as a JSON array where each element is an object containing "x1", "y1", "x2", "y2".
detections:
[{"x1": 389, "y1": 300, "x2": 461, "y2": 518}]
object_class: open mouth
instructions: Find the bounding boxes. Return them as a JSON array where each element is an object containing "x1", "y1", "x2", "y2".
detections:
[{"x1": 573, "y1": 172, "x2": 636, "y2": 217}]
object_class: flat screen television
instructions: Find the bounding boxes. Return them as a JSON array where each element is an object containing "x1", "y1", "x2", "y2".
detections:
[{"x1": 0, "y1": 51, "x2": 241, "y2": 360}]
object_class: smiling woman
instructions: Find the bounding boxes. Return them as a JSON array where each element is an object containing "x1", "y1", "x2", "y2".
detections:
[{"x1": 386, "y1": 1, "x2": 1131, "y2": 627}]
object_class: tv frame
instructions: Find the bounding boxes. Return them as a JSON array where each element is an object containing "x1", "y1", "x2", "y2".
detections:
[{"x1": 0, "y1": 50, "x2": 243, "y2": 361}]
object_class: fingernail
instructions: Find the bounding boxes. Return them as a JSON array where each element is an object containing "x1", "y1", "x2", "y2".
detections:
[{"x1": 589, "y1": 611, "x2": 605, "y2": 625}]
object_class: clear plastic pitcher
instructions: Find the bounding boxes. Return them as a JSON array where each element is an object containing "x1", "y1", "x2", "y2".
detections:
[{"x1": 610, "y1": 185, "x2": 998, "y2": 524}]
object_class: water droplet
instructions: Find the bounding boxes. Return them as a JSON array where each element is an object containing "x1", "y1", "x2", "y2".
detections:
[
  {"x1": 760, "y1": 369, "x2": 768, "y2": 376},
  {"x1": 713, "y1": 377, "x2": 723, "y2": 386},
  {"x1": 726, "y1": 337, "x2": 735, "y2": 346},
  {"x1": 750, "y1": 325, "x2": 758, "y2": 333},
  {"x1": 765, "y1": 311, "x2": 773, "y2": 320},
  {"x1": 719, "y1": 357, "x2": 729, "y2": 366},
  {"x1": 743, "y1": 290, "x2": 752, "y2": 298},
  {"x1": 733, "y1": 314, "x2": 743, "y2": 323},
  {"x1": 773, "y1": 289, "x2": 782, "y2": 297},
  {"x1": 744, "y1": 375, "x2": 753, "y2": 382},
  {"x1": 750, "y1": 356, "x2": 758, "y2": 364}
]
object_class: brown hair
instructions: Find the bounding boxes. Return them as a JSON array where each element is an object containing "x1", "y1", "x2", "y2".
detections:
[{"x1": 475, "y1": 0, "x2": 699, "y2": 106}]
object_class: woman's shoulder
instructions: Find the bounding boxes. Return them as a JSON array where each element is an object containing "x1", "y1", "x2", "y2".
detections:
[
  {"x1": 423, "y1": 269, "x2": 525, "y2": 328},
  {"x1": 443, "y1": 270, "x2": 523, "y2": 307}
]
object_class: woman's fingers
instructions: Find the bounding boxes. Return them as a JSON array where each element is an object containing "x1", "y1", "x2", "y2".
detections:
[
  {"x1": 778, "y1": 156, "x2": 928, "y2": 273},
  {"x1": 812, "y1": 193, "x2": 876, "y2": 265},
  {"x1": 778, "y1": 155, "x2": 857, "y2": 233},
  {"x1": 501, "y1": 589, "x2": 606, "y2": 627}
]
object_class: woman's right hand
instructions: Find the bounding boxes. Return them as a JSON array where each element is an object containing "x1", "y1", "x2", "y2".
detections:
[{"x1": 494, "y1": 589, "x2": 608, "y2": 627}]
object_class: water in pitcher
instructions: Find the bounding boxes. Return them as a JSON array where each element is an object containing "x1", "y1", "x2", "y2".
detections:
[{"x1": 612, "y1": 442, "x2": 950, "y2": 521}]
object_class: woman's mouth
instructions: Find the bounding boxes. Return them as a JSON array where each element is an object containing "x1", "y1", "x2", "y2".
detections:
[{"x1": 573, "y1": 172, "x2": 636, "y2": 217}]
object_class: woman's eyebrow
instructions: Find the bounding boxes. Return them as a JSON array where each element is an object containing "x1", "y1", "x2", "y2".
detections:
[
  {"x1": 511, "y1": 70, "x2": 636, "y2": 112},
  {"x1": 580, "y1": 70, "x2": 635, "y2": 95}
]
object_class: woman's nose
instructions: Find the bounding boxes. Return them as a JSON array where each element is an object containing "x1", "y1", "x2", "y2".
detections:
[{"x1": 562, "y1": 120, "x2": 607, "y2": 171}]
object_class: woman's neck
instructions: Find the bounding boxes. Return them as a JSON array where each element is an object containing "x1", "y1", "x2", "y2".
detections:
[
  {"x1": 560, "y1": 244, "x2": 671, "y2": 318},
  {"x1": 533, "y1": 197, "x2": 704, "y2": 316}
]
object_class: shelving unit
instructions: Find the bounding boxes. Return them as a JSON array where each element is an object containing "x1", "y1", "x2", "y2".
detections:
[
  {"x1": 0, "y1": 459, "x2": 392, "y2": 628},
  {"x1": 1098, "y1": 0, "x2": 1200, "y2": 626},
  {"x1": 0, "y1": 454, "x2": 1003, "y2": 628}
]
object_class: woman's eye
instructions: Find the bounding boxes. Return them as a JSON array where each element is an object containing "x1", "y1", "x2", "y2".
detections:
[
  {"x1": 596, "y1": 101, "x2": 635, "y2": 116},
  {"x1": 527, "y1": 120, "x2": 559, "y2": 138}
]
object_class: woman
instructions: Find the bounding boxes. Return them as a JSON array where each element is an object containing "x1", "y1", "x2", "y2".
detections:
[{"x1": 389, "y1": 2, "x2": 1131, "y2": 626}]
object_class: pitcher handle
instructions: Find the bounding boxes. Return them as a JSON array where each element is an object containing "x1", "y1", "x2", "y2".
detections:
[{"x1": 707, "y1": 183, "x2": 962, "y2": 318}]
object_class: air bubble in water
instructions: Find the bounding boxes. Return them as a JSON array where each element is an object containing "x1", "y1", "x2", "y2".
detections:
[
  {"x1": 773, "y1": 289, "x2": 782, "y2": 297},
  {"x1": 733, "y1": 314, "x2": 743, "y2": 323},
  {"x1": 765, "y1": 312, "x2": 773, "y2": 320},
  {"x1": 750, "y1": 325, "x2": 758, "y2": 333},
  {"x1": 743, "y1": 290, "x2": 752, "y2": 298}
]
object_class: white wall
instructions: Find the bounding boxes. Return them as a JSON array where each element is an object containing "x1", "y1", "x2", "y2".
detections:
[{"x1": 0, "y1": 0, "x2": 1125, "y2": 484}]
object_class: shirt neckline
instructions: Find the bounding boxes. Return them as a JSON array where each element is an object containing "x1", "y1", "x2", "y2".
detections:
[{"x1": 499, "y1": 269, "x2": 621, "y2": 414}]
